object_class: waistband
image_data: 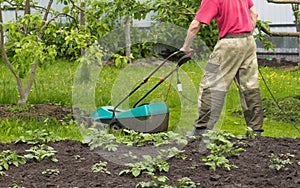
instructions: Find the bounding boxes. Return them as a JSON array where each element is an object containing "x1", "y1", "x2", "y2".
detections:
[{"x1": 223, "y1": 32, "x2": 252, "y2": 39}]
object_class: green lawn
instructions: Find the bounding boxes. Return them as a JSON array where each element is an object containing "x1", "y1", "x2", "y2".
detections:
[{"x1": 0, "y1": 59, "x2": 299, "y2": 142}]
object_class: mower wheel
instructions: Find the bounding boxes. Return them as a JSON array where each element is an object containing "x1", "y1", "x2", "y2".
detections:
[{"x1": 109, "y1": 120, "x2": 122, "y2": 132}]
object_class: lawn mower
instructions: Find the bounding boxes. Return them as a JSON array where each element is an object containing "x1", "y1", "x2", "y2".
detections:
[{"x1": 89, "y1": 51, "x2": 191, "y2": 133}]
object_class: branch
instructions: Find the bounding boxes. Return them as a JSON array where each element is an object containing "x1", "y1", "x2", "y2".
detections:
[
  {"x1": 261, "y1": 25, "x2": 300, "y2": 36},
  {"x1": 267, "y1": 0, "x2": 300, "y2": 4}
]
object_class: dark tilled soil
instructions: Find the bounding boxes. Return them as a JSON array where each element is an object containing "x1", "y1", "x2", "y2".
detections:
[{"x1": 0, "y1": 137, "x2": 299, "y2": 188}]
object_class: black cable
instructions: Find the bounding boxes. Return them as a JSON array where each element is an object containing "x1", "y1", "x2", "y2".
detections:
[
  {"x1": 176, "y1": 69, "x2": 197, "y2": 104},
  {"x1": 258, "y1": 68, "x2": 300, "y2": 133}
]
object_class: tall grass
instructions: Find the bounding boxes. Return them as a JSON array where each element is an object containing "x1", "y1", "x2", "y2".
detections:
[{"x1": 0, "y1": 60, "x2": 77, "y2": 106}]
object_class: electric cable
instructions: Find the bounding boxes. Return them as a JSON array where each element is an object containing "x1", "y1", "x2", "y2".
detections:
[
  {"x1": 258, "y1": 68, "x2": 300, "y2": 133},
  {"x1": 176, "y1": 69, "x2": 197, "y2": 104}
]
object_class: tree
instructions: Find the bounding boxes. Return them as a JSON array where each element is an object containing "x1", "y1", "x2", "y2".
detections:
[{"x1": 0, "y1": 0, "x2": 57, "y2": 105}]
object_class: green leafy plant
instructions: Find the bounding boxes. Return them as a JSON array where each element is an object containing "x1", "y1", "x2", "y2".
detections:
[
  {"x1": 136, "y1": 173, "x2": 196, "y2": 188},
  {"x1": 202, "y1": 130, "x2": 245, "y2": 171},
  {"x1": 92, "y1": 161, "x2": 111, "y2": 175},
  {"x1": 16, "y1": 129, "x2": 62, "y2": 144},
  {"x1": 82, "y1": 128, "x2": 118, "y2": 151},
  {"x1": 9, "y1": 184, "x2": 25, "y2": 188},
  {"x1": 112, "y1": 53, "x2": 132, "y2": 68},
  {"x1": 245, "y1": 127, "x2": 256, "y2": 139},
  {"x1": 136, "y1": 172, "x2": 169, "y2": 188},
  {"x1": 24, "y1": 144, "x2": 58, "y2": 162},
  {"x1": 268, "y1": 153, "x2": 294, "y2": 171},
  {"x1": 119, "y1": 155, "x2": 169, "y2": 177},
  {"x1": 74, "y1": 155, "x2": 86, "y2": 161},
  {"x1": 0, "y1": 150, "x2": 26, "y2": 172},
  {"x1": 5, "y1": 105, "x2": 29, "y2": 113},
  {"x1": 0, "y1": 171, "x2": 7, "y2": 176},
  {"x1": 115, "y1": 129, "x2": 188, "y2": 147}
]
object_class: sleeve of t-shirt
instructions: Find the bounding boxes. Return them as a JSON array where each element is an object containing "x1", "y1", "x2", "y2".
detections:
[
  {"x1": 194, "y1": 0, "x2": 218, "y2": 25},
  {"x1": 248, "y1": 0, "x2": 254, "y2": 8}
]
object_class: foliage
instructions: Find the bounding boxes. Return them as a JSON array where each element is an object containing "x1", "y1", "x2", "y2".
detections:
[
  {"x1": 136, "y1": 174, "x2": 196, "y2": 188},
  {"x1": 24, "y1": 144, "x2": 58, "y2": 162},
  {"x1": 255, "y1": 20, "x2": 276, "y2": 51},
  {"x1": 15, "y1": 129, "x2": 62, "y2": 144},
  {"x1": 263, "y1": 97, "x2": 300, "y2": 125},
  {"x1": 115, "y1": 129, "x2": 188, "y2": 147},
  {"x1": 268, "y1": 153, "x2": 295, "y2": 171},
  {"x1": 152, "y1": 0, "x2": 218, "y2": 51},
  {"x1": 202, "y1": 130, "x2": 245, "y2": 171},
  {"x1": 91, "y1": 161, "x2": 111, "y2": 174},
  {"x1": 119, "y1": 155, "x2": 169, "y2": 177},
  {"x1": 119, "y1": 147, "x2": 185, "y2": 178},
  {"x1": 0, "y1": 150, "x2": 26, "y2": 172},
  {"x1": 82, "y1": 128, "x2": 118, "y2": 151},
  {"x1": 112, "y1": 53, "x2": 132, "y2": 68}
]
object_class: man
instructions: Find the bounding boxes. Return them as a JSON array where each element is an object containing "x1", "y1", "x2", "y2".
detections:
[{"x1": 180, "y1": 0, "x2": 264, "y2": 136}]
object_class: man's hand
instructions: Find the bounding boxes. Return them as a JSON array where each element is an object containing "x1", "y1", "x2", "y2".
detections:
[{"x1": 180, "y1": 47, "x2": 194, "y2": 56}]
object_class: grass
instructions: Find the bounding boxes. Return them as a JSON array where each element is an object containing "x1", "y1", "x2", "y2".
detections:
[{"x1": 0, "y1": 59, "x2": 299, "y2": 142}]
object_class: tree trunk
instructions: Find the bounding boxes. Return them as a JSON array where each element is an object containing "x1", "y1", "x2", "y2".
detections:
[
  {"x1": 125, "y1": 16, "x2": 131, "y2": 60},
  {"x1": 80, "y1": 0, "x2": 86, "y2": 56}
]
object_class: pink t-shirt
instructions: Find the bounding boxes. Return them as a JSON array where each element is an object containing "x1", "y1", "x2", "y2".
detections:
[{"x1": 194, "y1": 0, "x2": 254, "y2": 39}]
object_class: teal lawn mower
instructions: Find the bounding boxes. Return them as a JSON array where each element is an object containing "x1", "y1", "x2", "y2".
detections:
[{"x1": 89, "y1": 51, "x2": 191, "y2": 133}]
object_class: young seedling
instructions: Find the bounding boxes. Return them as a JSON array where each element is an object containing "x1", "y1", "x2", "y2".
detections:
[
  {"x1": 24, "y1": 144, "x2": 58, "y2": 162},
  {"x1": 74, "y1": 155, "x2": 86, "y2": 161},
  {"x1": 0, "y1": 150, "x2": 26, "y2": 172},
  {"x1": 202, "y1": 130, "x2": 245, "y2": 171},
  {"x1": 268, "y1": 153, "x2": 294, "y2": 171},
  {"x1": 42, "y1": 169, "x2": 60, "y2": 176},
  {"x1": 92, "y1": 161, "x2": 111, "y2": 175},
  {"x1": 119, "y1": 155, "x2": 169, "y2": 177}
]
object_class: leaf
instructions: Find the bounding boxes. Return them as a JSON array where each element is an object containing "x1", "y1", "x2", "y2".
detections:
[
  {"x1": 119, "y1": 169, "x2": 130, "y2": 176},
  {"x1": 132, "y1": 168, "x2": 141, "y2": 177},
  {"x1": 3, "y1": 163, "x2": 9, "y2": 170}
]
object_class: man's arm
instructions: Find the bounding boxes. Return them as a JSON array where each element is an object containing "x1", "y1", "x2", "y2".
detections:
[
  {"x1": 180, "y1": 20, "x2": 201, "y2": 53},
  {"x1": 250, "y1": 6, "x2": 258, "y2": 32}
]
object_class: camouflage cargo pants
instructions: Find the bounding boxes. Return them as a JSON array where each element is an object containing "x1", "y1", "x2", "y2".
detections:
[{"x1": 194, "y1": 34, "x2": 264, "y2": 132}]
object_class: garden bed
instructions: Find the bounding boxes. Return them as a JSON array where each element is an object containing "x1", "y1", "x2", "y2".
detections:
[{"x1": 0, "y1": 137, "x2": 299, "y2": 187}]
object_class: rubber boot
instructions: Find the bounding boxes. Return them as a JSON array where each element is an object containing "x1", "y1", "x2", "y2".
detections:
[
  {"x1": 193, "y1": 89, "x2": 226, "y2": 130},
  {"x1": 242, "y1": 88, "x2": 264, "y2": 132}
]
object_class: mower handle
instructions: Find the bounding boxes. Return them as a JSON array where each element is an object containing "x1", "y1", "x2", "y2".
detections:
[{"x1": 177, "y1": 54, "x2": 192, "y2": 67}]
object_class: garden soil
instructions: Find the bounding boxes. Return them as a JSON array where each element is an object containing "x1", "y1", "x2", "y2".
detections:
[{"x1": 0, "y1": 104, "x2": 300, "y2": 188}]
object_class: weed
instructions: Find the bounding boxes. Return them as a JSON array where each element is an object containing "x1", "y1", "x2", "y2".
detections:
[
  {"x1": 92, "y1": 161, "x2": 111, "y2": 174},
  {"x1": 24, "y1": 144, "x2": 58, "y2": 162},
  {"x1": 5, "y1": 105, "x2": 29, "y2": 113},
  {"x1": 268, "y1": 153, "x2": 294, "y2": 171}
]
